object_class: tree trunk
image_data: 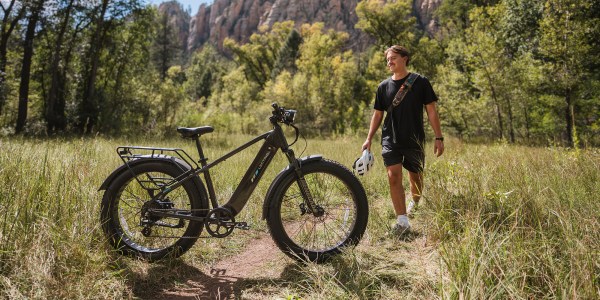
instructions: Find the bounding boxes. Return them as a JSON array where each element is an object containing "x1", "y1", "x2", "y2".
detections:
[
  {"x1": 476, "y1": 53, "x2": 504, "y2": 140},
  {"x1": 0, "y1": 1, "x2": 25, "y2": 114},
  {"x1": 506, "y1": 97, "x2": 515, "y2": 143},
  {"x1": 16, "y1": 1, "x2": 44, "y2": 133},
  {"x1": 45, "y1": 0, "x2": 75, "y2": 134},
  {"x1": 565, "y1": 88, "x2": 574, "y2": 147},
  {"x1": 523, "y1": 106, "x2": 531, "y2": 140},
  {"x1": 78, "y1": 0, "x2": 110, "y2": 133}
]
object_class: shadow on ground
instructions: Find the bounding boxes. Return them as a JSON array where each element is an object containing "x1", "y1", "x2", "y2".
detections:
[{"x1": 123, "y1": 259, "x2": 302, "y2": 300}]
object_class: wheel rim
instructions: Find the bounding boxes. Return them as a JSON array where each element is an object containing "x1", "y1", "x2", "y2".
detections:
[
  {"x1": 113, "y1": 171, "x2": 193, "y2": 253},
  {"x1": 279, "y1": 171, "x2": 358, "y2": 253}
]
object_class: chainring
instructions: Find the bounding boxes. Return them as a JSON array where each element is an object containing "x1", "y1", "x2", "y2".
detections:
[{"x1": 205, "y1": 207, "x2": 236, "y2": 238}]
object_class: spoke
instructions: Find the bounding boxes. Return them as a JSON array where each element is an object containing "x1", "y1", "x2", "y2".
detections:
[
  {"x1": 322, "y1": 218, "x2": 347, "y2": 245},
  {"x1": 310, "y1": 221, "x2": 317, "y2": 248},
  {"x1": 289, "y1": 217, "x2": 310, "y2": 241}
]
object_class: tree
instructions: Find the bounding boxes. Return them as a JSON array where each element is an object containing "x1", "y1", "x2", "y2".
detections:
[
  {"x1": 152, "y1": 9, "x2": 179, "y2": 81},
  {"x1": 355, "y1": 0, "x2": 418, "y2": 48},
  {"x1": 185, "y1": 44, "x2": 230, "y2": 105},
  {"x1": 465, "y1": 5, "x2": 514, "y2": 141},
  {"x1": 224, "y1": 21, "x2": 294, "y2": 89},
  {"x1": 539, "y1": 0, "x2": 594, "y2": 147},
  {"x1": 44, "y1": 0, "x2": 86, "y2": 134},
  {"x1": 77, "y1": 0, "x2": 143, "y2": 133},
  {"x1": 16, "y1": 0, "x2": 46, "y2": 133},
  {"x1": 96, "y1": 5, "x2": 157, "y2": 134},
  {"x1": 0, "y1": 0, "x2": 25, "y2": 114},
  {"x1": 263, "y1": 23, "x2": 368, "y2": 134},
  {"x1": 77, "y1": 0, "x2": 110, "y2": 133},
  {"x1": 500, "y1": 0, "x2": 543, "y2": 58},
  {"x1": 271, "y1": 29, "x2": 302, "y2": 79}
]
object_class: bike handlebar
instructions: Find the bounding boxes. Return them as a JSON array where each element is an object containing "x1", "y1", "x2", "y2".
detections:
[
  {"x1": 271, "y1": 103, "x2": 299, "y2": 146},
  {"x1": 271, "y1": 103, "x2": 297, "y2": 125}
]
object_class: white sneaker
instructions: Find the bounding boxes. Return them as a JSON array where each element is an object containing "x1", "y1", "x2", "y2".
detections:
[
  {"x1": 393, "y1": 215, "x2": 411, "y2": 235},
  {"x1": 407, "y1": 200, "x2": 419, "y2": 217}
]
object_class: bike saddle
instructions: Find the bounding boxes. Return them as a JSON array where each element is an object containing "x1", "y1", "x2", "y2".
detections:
[{"x1": 176, "y1": 126, "x2": 214, "y2": 138}]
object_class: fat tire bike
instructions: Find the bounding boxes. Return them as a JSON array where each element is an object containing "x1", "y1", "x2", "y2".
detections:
[{"x1": 99, "y1": 103, "x2": 368, "y2": 263}]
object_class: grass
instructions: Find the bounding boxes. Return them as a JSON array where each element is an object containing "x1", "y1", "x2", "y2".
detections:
[{"x1": 0, "y1": 133, "x2": 598, "y2": 299}]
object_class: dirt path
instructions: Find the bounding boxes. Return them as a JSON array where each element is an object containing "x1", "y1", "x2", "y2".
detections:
[
  {"x1": 158, "y1": 233, "x2": 285, "y2": 300},
  {"x1": 145, "y1": 219, "x2": 443, "y2": 299}
]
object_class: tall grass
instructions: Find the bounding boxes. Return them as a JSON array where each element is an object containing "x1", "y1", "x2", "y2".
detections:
[
  {"x1": 425, "y1": 144, "x2": 600, "y2": 299},
  {"x1": 0, "y1": 135, "x2": 598, "y2": 299}
]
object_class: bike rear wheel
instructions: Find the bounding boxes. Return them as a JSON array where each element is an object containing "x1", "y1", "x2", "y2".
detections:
[
  {"x1": 267, "y1": 159, "x2": 368, "y2": 263},
  {"x1": 100, "y1": 160, "x2": 207, "y2": 261}
]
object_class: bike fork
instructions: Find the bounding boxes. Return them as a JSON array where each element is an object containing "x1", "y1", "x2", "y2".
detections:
[{"x1": 285, "y1": 149, "x2": 324, "y2": 217}]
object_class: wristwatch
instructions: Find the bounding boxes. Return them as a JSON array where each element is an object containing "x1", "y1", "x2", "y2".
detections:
[{"x1": 435, "y1": 137, "x2": 444, "y2": 142}]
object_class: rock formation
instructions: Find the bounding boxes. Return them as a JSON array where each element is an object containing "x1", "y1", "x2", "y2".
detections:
[{"x1": 160, "y1": 0, "x2": 444, "y2": 52}]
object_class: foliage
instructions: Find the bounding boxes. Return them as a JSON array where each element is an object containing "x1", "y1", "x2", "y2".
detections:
[
  {"x1": 261, "y1": 23, "x2": 369, "y2": 135},
  {"x1": 271, "y1": 29, "x2": 302, "y2": 79},
  {"x1": 184, "y1": 45, "x2": 231, "y2": 104},
  {"x1": 433, "y1": 0, "x2": 599, "y2": 146},
  {"x1": 0, "y1": 0, "x2": 597, "y2": 147},
  {"x1": 355, "y1": 0, "x2": 417, "y2": 49},
  {"x1": 224, "y1": 21, "x2": 295, "y2": 89}
]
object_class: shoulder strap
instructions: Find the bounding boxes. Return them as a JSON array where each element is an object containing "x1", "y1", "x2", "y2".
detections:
[
  {"x1": 391, "y1": 73, "x2": 419, "y2": 107},
  {"x1": 387, "y1": 73, "x2": 420, "y2": 115},
  {"x1": 385, "y1": 72, "x2": 420, "y2": 143}
]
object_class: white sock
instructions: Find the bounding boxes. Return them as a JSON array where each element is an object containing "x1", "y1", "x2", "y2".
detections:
[{"x1": 396, "y1": 214, "x2": 409, "y2": 226}]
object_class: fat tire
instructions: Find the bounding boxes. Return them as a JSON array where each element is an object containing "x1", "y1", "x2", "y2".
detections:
[
  {"x1": 100, "y1": 160, "x2": 207, "y2": 261},
  {"x1": 266, "y1": 159, "x2": 368, "y2": 263}
]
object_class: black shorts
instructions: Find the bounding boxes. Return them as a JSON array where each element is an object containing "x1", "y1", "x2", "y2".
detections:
[{"x1": 381, "y1": 145, "x2": 425, "y2": 173}]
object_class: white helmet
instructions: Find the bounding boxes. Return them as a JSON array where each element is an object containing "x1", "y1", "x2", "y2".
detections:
[{"x1": 353, "y1": 149, "x2": 374, "y2": 176}]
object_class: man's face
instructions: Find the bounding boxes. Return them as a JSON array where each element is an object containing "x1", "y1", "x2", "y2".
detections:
[{"x1": 386, "y1": 52, "x2": 407, "y2": 73}]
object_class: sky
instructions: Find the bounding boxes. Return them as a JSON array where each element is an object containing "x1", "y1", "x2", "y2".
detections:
[{"x1": 147, "y1": 0, "x2": 213, "y2": 16}]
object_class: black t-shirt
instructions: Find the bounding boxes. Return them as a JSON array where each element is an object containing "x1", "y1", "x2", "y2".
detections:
[{"x1": 374, "y1": 73, "x2": 438, "y2": 149}]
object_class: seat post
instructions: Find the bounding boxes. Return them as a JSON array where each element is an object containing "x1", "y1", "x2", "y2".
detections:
[
  {"x1": 194, "y1": 136, "x2": 208, "y2": 167},
  {"x1": 193, "y1": 135, "x2": 219, "y2": 208}
]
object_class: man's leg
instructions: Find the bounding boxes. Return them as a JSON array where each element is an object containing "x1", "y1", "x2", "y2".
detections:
[
  {"x1": 387, "y1": 164, "x2": 407, "y2": 215},
  {"x1": 408, "y1": 171, "x2": 423, "y2": 204}
]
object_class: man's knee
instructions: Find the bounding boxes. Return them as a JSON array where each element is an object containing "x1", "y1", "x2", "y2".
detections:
[{"x1": 387, "y1": 165, "x2": 403, "y2": 184}]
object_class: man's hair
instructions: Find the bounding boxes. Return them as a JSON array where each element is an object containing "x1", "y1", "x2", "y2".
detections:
[{"x1": 385, "y1": 45, "x2": 410, "y2": 67}]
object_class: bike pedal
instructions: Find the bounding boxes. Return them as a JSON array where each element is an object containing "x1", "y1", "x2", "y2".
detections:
[{"x1": 234, "y1": 222, "x2": 250, "y2": 230}]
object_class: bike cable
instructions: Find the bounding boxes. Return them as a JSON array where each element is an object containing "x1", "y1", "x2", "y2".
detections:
[{"x1": 292, "y1": 124, "x2": 308, "y2": 158}]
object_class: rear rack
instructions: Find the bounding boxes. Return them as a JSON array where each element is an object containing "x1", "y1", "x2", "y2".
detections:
[{"x1": 117, "y1": 146, "x2": 199, "y2": 169}]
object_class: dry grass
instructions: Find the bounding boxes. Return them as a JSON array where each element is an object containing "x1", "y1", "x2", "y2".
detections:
[{"x1": 0, "y1": 134, "x2": 598, "y2": 299}]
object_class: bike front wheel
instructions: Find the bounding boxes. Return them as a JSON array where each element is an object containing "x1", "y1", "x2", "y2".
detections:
[
  {"x1": 266, "y1": 159, "x2": 368, "y2": 263},
  {"x1": 100, "y1": 160, "x2": 208, "y2": 261}
]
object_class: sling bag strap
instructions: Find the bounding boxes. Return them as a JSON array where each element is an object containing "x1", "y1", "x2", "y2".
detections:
[
  {"x1": 386, "y1": 72, "x2": 420, "y2": 115},
  {"x1": 386, "y1": 72, "x2": 420, "y2": 143}
]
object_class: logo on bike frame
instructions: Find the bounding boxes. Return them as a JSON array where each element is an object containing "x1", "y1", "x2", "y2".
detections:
[{"x1": 251, "y1": 152, "x2": 272, "y2": 183}]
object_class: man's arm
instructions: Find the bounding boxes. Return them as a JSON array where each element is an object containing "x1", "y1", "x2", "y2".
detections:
[
  {"x1": 362, "y1": 110, "x2": 384, "y2": 151},
  {"x1": 425, "y1": 102, "x2": 444, "y2": 157}
]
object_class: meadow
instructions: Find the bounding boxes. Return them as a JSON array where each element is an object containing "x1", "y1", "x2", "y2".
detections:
[{"x1": 0, "y1": 133, "x2": 598, "y2": 299}]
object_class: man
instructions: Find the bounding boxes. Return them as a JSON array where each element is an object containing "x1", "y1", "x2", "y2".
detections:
[{"x1": 362, "y1": 45, "x2": 444, "y2": 234}]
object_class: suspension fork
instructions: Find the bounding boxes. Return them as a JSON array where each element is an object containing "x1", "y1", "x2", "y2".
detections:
[{"x1": 284, "y1": 149, "x2": 324, "y2": 217}]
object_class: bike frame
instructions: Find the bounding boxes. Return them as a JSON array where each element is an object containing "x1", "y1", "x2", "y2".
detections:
[{"x1": 141, "y1": 119, "x2": 316, "y2": 221}]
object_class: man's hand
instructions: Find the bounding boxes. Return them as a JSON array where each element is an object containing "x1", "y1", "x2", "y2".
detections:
[
  {"x1": 362, "y1": 139, "x2": 371, "y2": 151},
  {"x1": 434, "y1": 140, "x2": 444, "y2": 157}
]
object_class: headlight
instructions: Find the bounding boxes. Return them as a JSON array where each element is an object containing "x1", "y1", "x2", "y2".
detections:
[{"x1": 283, "y1": 109, "x2": 296, "y2": 124}]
